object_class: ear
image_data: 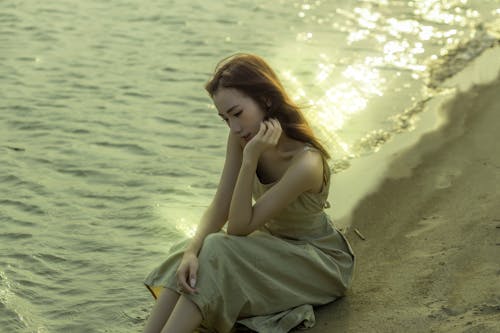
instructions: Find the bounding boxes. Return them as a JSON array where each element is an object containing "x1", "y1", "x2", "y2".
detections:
[{"x1": 259, "y1": 96, "x2": 272, "y2": 110}]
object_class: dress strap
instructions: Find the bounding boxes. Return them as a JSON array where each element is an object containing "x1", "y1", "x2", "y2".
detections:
[{"x1": 303, "y1": 144, "x2": 320, "y2": 154}]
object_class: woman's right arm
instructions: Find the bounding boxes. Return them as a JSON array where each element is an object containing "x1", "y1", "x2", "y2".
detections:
[
  {"x1": 176, "y1": 132, "x2": 242, "y2": 293},
  {"x1": 184, "y1": 132, "x2": 243, "y2": 256}
]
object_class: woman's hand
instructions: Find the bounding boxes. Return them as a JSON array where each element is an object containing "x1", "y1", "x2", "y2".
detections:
[
  {"x1": 175, "y1": 251, "x2": 199, "y2": 294},
  {"x1": 243, "y1": 118, "x2": 282, "y2": 160}
]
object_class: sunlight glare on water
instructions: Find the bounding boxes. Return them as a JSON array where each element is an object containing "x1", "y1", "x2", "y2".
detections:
[
  {"x1": 282, "y1": 58, "x2": 386, "y2": 158},
  {"x1": 276, "y1": 0, "x2": 498, "y2": 163}
]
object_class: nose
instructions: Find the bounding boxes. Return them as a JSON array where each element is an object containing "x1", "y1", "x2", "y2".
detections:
[{"x1": 228, "y1": 119, "x2": 241, "y2": 133}]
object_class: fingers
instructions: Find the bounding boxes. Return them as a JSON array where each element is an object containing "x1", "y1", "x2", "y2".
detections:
[
  {"x1": 189, "y1": 261, "x2": 198, "y2": 289},
  {"x1": 176, "y1": 262, "x2": 198, "y2": 294},
  {"x1": 262, "y1": 118, "x2": 281, "y2": 144},
  {"x1": 255, "y1": 119, "x2": 281, "y2": 138},
  {"x1": 177, "y1": 273, "x2": 197, "y2": 294},
  {"x1": 244, "y1": 118, "x2": 281, "y2": 157},
  {"x1": 257, "y1": 121, "x2": 267, "y2": 136},
  {"x1": 271, "y1": 118, "x2": 282, "y2": 142}
]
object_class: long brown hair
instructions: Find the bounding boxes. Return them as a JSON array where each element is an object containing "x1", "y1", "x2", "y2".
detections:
[{"x1": 205, "y1": 53, "x2": 331, "y2": 162}]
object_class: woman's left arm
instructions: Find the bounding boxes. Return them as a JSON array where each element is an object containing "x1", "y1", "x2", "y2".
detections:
[{"x1": 226, "y1": 119, "x2": 323, "y2": 236}]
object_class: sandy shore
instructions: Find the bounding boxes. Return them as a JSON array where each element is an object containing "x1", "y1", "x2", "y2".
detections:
[{"x1": 305, "y1": 72, "x2": 500, "y2": 331}]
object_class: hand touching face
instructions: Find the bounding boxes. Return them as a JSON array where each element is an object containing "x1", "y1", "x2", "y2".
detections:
[{"x1": 243, "y1": 118, "x2": 282, "y2": 159}]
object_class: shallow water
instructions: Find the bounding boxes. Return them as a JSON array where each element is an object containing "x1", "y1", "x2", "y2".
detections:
[{"x1": 1, "y1": 0, "x2": 499, "y2": 331}]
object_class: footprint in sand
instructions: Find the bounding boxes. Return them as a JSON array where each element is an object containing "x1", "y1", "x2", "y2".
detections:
[
  {"x1": 435, "y1": 168, "x2": 462, "y2": 189},
  {"x1": 406, "y1": 215, "x2": 446, "y2": 238}
]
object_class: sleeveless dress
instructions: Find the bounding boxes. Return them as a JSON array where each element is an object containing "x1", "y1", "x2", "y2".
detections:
[{"x1": 143, "y1": 145, "x2": 355, "y2": 333}]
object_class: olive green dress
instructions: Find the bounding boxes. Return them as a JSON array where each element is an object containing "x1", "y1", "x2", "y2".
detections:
[{"x1": 143, "y1": 146, "x2": 355, "y2": 333}]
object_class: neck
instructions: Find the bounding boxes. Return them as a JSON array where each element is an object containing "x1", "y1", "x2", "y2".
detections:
[
  {"x1": 264, "y1": 134, "x2": 302, "y2": 159},
  {"x1": 276, "y1": 133, "x2": 299, "y2": 151}
]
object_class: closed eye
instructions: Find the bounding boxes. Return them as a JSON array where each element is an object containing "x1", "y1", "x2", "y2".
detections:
[{"x1": 218, "y1": 110, "x2": 242, "y2": 123}]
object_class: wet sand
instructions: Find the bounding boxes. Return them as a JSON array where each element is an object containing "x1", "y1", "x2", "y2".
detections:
[{"x1": 306, "y1": 71, "x2": 500, "y2": 331}]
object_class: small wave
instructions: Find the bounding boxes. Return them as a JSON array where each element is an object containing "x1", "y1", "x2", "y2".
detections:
[
  {"x1": 55, "y1": 167, "x2": 113, "y2": 178},
  {"x1": 427, "y1": 20, "x2": 500, "y2": 89},
  {"x1": 7, "y1": 119, "x2": 54, "y2": 131},
  {"x1": 67, "y1": 128, "x2": 91, "y2": 134},
  {"x1": 5, "y1": 105, "x2": 33, "y2": 113},
  {"x1": 1, "y1": 215, "x2": 37, "y2": 228},
  {"x1": 70, "y1": 82, "x2": 100, "y2": 90},
  {"x1": 1, "y1": 145, "x2": 25, "y2": 152},
  {"x1": 122, "y1": 91, "x2": 153, "y2": 98},
  {"x1": 153, "y1": 116, "x2": 183, "y2": 125},
  {"x1": 0, "y1": 232, "x2": 32, "y2": 240},
  {"x1": 77, "y1": 192, "x2": 142, "y2": 203},
  {"x1": 0, "y1": 270, "x2": 47, "y2": 332},
  {"x1": 0, "y1": 199, "x2": 45, "y2": 215},
  {"x1": 158, "y1": 98, "x2": 189, "y2": 106},
  {"x1": 92, "y1": 141, "x2": 154, "y2": 156},
  {"x1": 36, "y1": 253, "x2": 68, "y2": 264},
  {"x1": 0, "y1": 173, "x2": 48, "y2": 195},
  {"x1": 161, "y1": 66, "x2": 179, "y2": 73},
  {"x1": 163, "y1": 143, "x2": 192, "y2": 150}
]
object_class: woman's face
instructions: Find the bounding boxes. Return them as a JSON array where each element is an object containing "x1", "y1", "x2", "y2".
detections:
[{"x1": 213, "y1": 87, "x2": 266, "y2": 142}]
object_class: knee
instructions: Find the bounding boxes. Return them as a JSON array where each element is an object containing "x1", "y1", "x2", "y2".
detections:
[
  {"x1": 201, "y1": 232, "x2": 229, "y2": 253},
  {"x1": 199, "y1": 233, "x2": 241, "y2": 261},
  {"x1": 196, "y1": 233, "x2": 231, "y2": 270}
]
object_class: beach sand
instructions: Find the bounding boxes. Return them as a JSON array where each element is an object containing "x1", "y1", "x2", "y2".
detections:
[{"x1": 305, "y1": 69, "x2": 500, "y2": 331}]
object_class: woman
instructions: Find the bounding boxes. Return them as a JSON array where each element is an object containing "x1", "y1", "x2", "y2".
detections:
[{"x1": 143, "y1": 53, "x2": 355, "y2": 333}]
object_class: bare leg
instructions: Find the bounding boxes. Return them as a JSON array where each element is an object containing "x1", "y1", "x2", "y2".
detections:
[
  {"x1": 160, "y1": 295, "x2": 202, "y2": 333},
  {"x1": 143, "y1": 288, "x2": 181, "y2": 333}
]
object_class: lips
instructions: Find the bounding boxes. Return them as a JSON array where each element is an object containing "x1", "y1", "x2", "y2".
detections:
[{"x1": 242, "y1": 134, "x2": 251, "y2": 141}]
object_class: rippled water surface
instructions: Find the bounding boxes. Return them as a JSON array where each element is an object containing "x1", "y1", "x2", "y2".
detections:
[{"x1": 1, "y1": 0, "x2": 499, "y2": 331}]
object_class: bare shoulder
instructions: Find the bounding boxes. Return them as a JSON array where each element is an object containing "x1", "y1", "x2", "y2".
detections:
[{"x1": 287, "y1": 146, "x2": 324, "y2": 193}]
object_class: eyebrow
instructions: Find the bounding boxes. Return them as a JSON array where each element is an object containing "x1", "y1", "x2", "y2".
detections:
[{"x1": 218, "y1": 105, "x2": 239, "y2": 117}]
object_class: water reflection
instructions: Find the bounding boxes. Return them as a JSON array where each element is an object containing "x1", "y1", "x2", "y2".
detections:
[
  {"x1": 285, "y1": 0, "x2": 488, "y2": 162},
  {"x1": 283, "y1": 60, "x2": 384, "y2": 158},
  {"x1": 414, "y1": 0, "x2": 480, "y2": 24},
  {"x1": 175, "y1": 217, "x2": 196, "y2": 237}
]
